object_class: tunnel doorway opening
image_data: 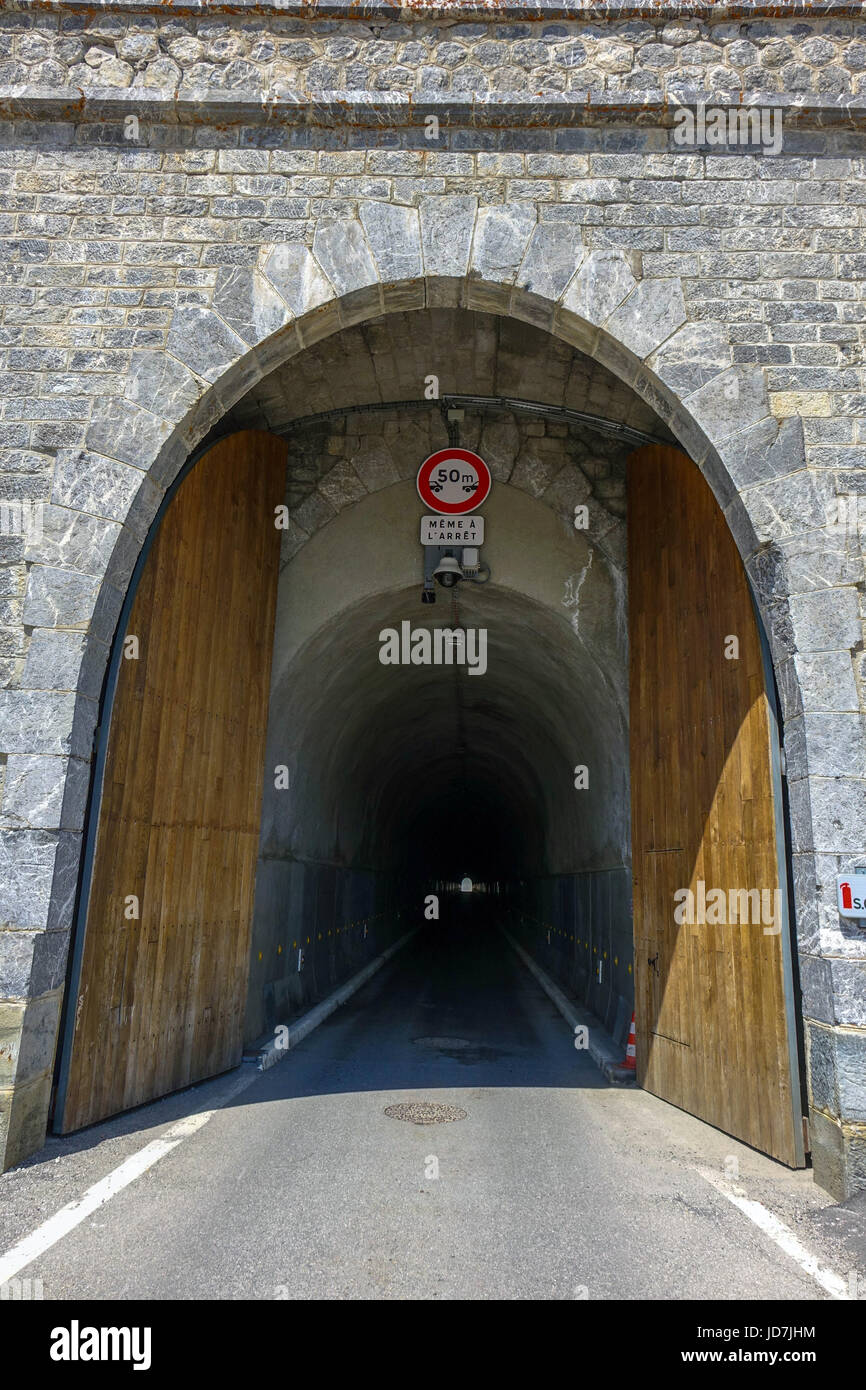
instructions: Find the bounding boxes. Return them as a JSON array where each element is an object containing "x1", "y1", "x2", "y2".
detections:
[{"x1": 53, "y1": 307, "x2": 805, "y2": 1172}]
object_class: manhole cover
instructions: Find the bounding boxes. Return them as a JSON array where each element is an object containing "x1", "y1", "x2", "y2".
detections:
[{"x1": 384, "y1": 1101, "x2": 468, "y2": 1125}]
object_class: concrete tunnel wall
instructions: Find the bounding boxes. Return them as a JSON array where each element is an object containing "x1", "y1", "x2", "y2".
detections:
[{"x1": 242, "y1": 399, "x2": 636, "y2": 1046}]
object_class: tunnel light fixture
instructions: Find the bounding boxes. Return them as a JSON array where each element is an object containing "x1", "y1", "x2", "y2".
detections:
[
  {"x1": 423, "y1": 546, "x2": 489, "y2": 599},
  {"x1": 434, "y1": 554, "x2": 464, "y2": 588}
]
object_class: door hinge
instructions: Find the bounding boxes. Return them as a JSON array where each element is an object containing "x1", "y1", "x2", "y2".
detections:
[
  {"x1": 780, "y1": 745, "x2": 787, "y2": 778},
  {"x1": 802, "y1": 1114, "x2": 810, "y2": 1152}
]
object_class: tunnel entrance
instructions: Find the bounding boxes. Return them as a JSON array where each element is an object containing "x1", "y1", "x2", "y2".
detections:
[{"x1": 54, "y1": 308, "x2": 805, "y2": 1170}]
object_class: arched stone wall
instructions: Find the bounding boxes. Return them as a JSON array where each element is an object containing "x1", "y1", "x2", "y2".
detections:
[{"x1": 1, "y1": 211, "x2": 862, "y2": 1194}]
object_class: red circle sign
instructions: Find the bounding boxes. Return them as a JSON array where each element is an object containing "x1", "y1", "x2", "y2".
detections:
[{"x1": 416, "y1": 448, "x2": 492, "y2": 515}]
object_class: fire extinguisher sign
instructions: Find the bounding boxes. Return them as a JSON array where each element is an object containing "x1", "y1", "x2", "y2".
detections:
[{"x1": 837, "y1": 874, "x2": 866, "y2": 917}]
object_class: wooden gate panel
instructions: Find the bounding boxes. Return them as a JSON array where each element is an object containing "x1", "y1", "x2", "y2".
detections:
[
  {"x1": 628, "y1": 445, "x2": 804, "y2": 1167},
  {"x1": 59, "y1": 431, "x2": 285, "y2": 1133}
]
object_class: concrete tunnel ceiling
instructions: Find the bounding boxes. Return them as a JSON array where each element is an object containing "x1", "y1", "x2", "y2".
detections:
[{"x1": 220, "y1": 305, "x2": 676, "y2": 894}]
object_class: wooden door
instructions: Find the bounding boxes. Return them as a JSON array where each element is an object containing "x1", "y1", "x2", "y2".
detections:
[
  {"x1": 57, "y1": 431, "x2": 285, "y2": 1133},
  {"x1": 628, "y1": 445, "x2": 804, "y2": 1167}
]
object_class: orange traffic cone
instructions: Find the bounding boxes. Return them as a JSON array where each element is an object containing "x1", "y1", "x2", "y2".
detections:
[{"x1": 623, "y1": 1012, "x2": 636, "y2": 1070}]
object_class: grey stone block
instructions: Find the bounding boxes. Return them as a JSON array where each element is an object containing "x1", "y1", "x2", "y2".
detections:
[
  {"x1": 23, "y1": 631, "x2": 87, "y2": 695},
  {"x1": 86, "y1": 398, "x2": 173, "y2": 472},
  {"x1": 684, "y1": 367, "x2": 771, "y2": 446},
  {"x1": 50, "y1": 449, "x2": 145, "y2": 526},
  {"x1": 351, "y1": 440, "x2": 399, "y2": 494},
  {"x1": 0, "y1": 691, "x2": 77, "y2": 757},
  {"x1": 802, "y1": 712, "x2": 866, "y2": 779},
  {"x1": 419, "y1": 195, "x2": 477, "y2": 281},
  {"x1": 479, "y1": 414, "x2": 520, "y2": 483},
  {"x1": 24, "y1": 505, "x2": 120, "y2": 581},
  {"x1": 317, "y1": 459, "x2": 366, "y2": 512},
  {"x1": 799, "y1": 953, "x2": 835, "y2": 1026},
  {"x1": 649, "y1": 320, "x2": 731, "y2": 398},
  {"x1": 1, "y1": 754, "x2": 88, "y2": 832},
  {"x1": 46, "y1": 829, "x2": 83, "y2": 936},
  {"x1": 718, "y1": 416, "x2": 802, "y2": 496},
  {"x1": 359, "y1": 201, "x2": 422, "y2": 284},
  {"x1": 165, "y1": 305, "x2": 248, "y2": 385},
  {"x1": 22, "y1": 566, "x2": 99, "y2": 631},
  {"x1": 1, "y1": 990, "x2": 62, "y2": 1087},
  {"x1": 830, "y1": 960, "x2": 866, "y2": 1028},
  {"x1": 807, "y1": 1019, "x2": 839, "y2": 1116},
  {"x1": 807, "y1": 776, "x2": 866, "y2": 856},
  {"x1": 0, "y1": 830, "x2": 61, "y2": 932},
  {"x1": 606, "y1": 277, "x2": 687, "y2": 360},
  {"x1": 516, "y1": 221, "x2": 585, "y2": 303},
  {"x1": 469, "y1": 202, "x2": 536, "y2": 284},
  {"x1": 836, "y1": 1029, "x2": 866, "y2": 1122},
  {"x1": 741, "y1": 471, "x2": 829, "y2": 542},
  {"x1": 212, "y1": 265, "x2": 291, "y2": 347},
  {"x1": 263, "y1": 244, "x2": 334, "y2": 319},
  {"x1": 292, "y1": 489, "x2": 336, "y2": 536},
  {"x1": 125, "y1": 350, "x2": 203, "y2": 421},
  {"x1": 29, "y1": 929, "x2": 69, "y2": 998},
  {"x1": 789, "y1": 587, "x2": 862, "y2": 654},
  {"x1": 0, "y1": 928, "x2": 69, "y2": 1000},
  {"x1": 313, "y1": 218, "x2": 378, "y2": 298},
  {"x1": 540, "y1": 460, "x2": 592, "y2": 515},
  {"x1": 561, "y1": 250, "x2": 636, "y2": 329},
  {"x1": 787, "y1": 776, "x2": 815, "y2": 856},
  {"x1": 809, "y1": 1108, "x2": 846, "y2": 1200}
]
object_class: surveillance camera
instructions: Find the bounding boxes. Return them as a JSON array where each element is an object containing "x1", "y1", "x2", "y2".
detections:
[{"x1": 433, "y1": 554, "x2": 463, "y2": 588}]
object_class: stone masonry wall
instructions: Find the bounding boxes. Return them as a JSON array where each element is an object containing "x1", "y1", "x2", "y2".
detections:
[
  {"x1": 0, "y1": 0, "x2": 863, "y2": 1196},
  {"x1": 4, "y1": 6, "x2": 866, "y2": 106}
]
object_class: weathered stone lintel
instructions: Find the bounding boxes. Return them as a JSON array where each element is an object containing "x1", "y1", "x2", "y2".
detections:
[
  {"x1": 14, "y1": 0, "x2": 866, "y2": 21},
  {"x1": 3, "y1": 86, "x2": 866, "y2": 131}
]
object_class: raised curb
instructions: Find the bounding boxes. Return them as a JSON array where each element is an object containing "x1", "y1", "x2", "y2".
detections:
[
  {"x1": 502, "y1": 926, "x2": 636, "y2": 1086},
  {"x1": 254, "y1": 926, "x2": 419, "y2": 1071}
]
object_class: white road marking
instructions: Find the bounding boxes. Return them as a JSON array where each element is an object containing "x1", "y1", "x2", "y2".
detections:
[
  {"x1": 698, "y1": 1169, "x2": 851, "y2": 1300},
  {"x1": 0, "y1": 1093, "x2": 249, "y2": 1286},
  {"x1": 0, "y1": 942, "x2": 416, "y2": 1286}
]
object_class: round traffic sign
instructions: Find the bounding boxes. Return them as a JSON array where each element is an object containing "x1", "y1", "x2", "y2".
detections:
[{"x1": 416, "y1": 448, "x2": 492, "y2": 515}]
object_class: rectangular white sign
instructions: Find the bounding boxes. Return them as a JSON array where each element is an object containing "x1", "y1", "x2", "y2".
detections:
[
  {"x1": 837, "y1": 874, "x2": 866, "y2": 917},
  {"x1": 420, "y1": 514, "x2": 485, "y2": 546}
]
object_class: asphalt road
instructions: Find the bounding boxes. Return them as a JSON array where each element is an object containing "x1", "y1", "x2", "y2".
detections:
[{"x1": 0, "y1": 903, "x2": 858, "y2": 1301}]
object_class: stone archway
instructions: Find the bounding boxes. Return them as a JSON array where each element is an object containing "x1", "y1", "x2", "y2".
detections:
[{"x1": 3, "y1": 220, "x2": 843, "y2": 1184}]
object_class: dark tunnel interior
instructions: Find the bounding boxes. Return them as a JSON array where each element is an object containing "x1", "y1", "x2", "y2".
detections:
[{"x1": 234, "y1": 309, "x2": 648, "y2": 1054}]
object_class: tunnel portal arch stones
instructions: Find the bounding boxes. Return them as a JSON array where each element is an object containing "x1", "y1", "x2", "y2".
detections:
[{"x1": 0, "y1": 53, "x2": 864, "y2": 1193}]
